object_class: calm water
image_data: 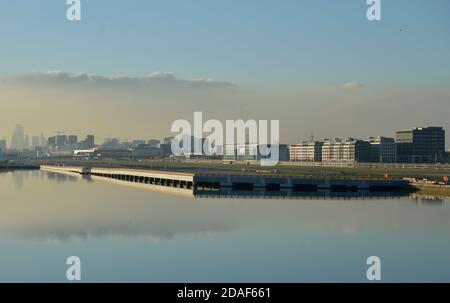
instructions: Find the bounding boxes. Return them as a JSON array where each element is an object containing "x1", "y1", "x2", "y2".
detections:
[{"x1": 1, "y1": 170, "x2": 449, "y2": 282}]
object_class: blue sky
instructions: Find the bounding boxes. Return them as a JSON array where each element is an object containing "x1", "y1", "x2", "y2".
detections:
[{"x1": 1, "y1": 0, "x2": 449, "y2": 87}]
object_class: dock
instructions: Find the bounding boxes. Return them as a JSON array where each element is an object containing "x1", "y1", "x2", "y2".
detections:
[{"x1": 40, "y1": 165, "x2": 414, "y2": 197}]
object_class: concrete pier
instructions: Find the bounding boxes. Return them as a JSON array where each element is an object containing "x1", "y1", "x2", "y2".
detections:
[{"x1": 40, "y1": 165, "x2": 412, "y2": 197}]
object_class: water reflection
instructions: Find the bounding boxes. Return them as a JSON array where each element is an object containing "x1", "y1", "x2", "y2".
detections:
[
  {"x1": 45, "y1": 171, "x2": 78, "y2": 183},
  {"x1": 2, "y1": 170, "x2": 450, "y2": 282},
  {"x1": 1, "y1": 170, "x2": 450, "y2": 243},
  {"x1": 410, "y1": 194, "x2": 446, "y2": 207},
  {"x1": 12, "y1": 170, "x2": 24, "y2": 188}
]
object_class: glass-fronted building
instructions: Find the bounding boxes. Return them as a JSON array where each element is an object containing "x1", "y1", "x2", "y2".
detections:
[{"x1": 396, "y1": 127, "x2": 445, "y2": 163}]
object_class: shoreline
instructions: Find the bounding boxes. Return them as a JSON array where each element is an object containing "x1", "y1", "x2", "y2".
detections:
[{"x1": 413, "y1": 184, "x2": 450, "y2": 197}]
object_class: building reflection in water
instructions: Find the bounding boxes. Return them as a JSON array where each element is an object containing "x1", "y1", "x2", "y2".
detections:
[
  {"x1": 12, "y1": 170, "x2": 24, "y2": 189},
  {"x1": 0, "y1": 170, "x2": 449, "y2": 244},
  {"x1": 410, "y1": 194, "x2": 446, "y2": 206}
]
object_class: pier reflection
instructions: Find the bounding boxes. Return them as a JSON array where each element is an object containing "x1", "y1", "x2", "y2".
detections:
[
  {"x1": 40, "y1": 168, "x2": 413, "y2": 200},
  {"x1": 0, "y1": 170, "x2": 449, "y2": 244}
]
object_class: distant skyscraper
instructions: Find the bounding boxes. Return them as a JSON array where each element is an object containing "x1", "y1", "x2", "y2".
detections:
[
  {"x1": 31, "y1": 136, "x2": 40, "y2": 149},
  {"x1": 47, "y1": 136, "x2": 56, "y2": 147},
  {"x1": 80, "y1": 135, "x2": 95, "y2": 149},
  {"x1": 0, "y1": 138, "x2": 7, "y2": 153},
  {"x1": 23, "y1": 135, "x2": 30, "y2": 150},
  {"x1": 55, "y1": 135, "x2": 67, "y2": 147},
  {"x1": 68, "y1": 135, "x2": 78, "y2": 146},
  {"x1": 40, "y1": 133, "x2": 47, "y2": 147},
  {"x1": 101, "y1": 138, "x2": 120, "y2": 149},
  {"x1": 10, "y1": 124, "x2": 25, "y2": 151}
]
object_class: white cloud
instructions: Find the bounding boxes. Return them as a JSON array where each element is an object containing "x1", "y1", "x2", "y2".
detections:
[
  {"x1": 4, "y1": 71, "x2": 236, "y2": 89},
  {"x1": 339, "y1": 81, "x2": 364, "y2": 90}
]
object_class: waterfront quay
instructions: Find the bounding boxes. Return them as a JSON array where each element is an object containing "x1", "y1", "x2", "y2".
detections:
[{"x1": 40, "y1": 165, "x2": 412, "y2": 197}]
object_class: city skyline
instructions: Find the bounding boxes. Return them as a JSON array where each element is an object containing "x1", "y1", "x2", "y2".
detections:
[{"x1": 2, "y1": 123, "x2": 449, "y2": 151}]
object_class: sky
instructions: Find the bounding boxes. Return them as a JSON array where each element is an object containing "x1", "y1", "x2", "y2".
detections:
[{"x1": 0, "y1": 0, "x2": 449, "y2": 146}]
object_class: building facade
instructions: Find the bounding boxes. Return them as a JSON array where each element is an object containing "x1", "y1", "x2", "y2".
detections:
[
  {"x1": 67, "y1": 135, "x2": 78, "y2": 146},
  {"x1": 0, "y1": 138, "x2": 7, "y2": 153},
  {"x1": 31, "y1": 136, "x2": 40, "y2": 149},
  {"x1": 10, "y1": 124, "x2": 25, "y2": 151},
  {"x1": 224, "y1": 143, "x2": 288, "y2": 162},
  {"x1": 80, "y1": 135, "x2": 95, "y2": 149},
  {"x1": 365, "y1": 137, "x2": 397, "y2": 163},
  {"x1": 396, "y1": 127, "x2": 445, "y2": 163},
  {"x1": 147, "y1": 139, "x2": 161, "y2": 148},
  {"x1": 289, "y1": 141, "x2": 323, "y2": 162},
  {"x1": 322, "y1": 139, "x2": 371, "y2": 163},
  {"x1": 224, "y1": 143, "x2": 258, "y2": 161}
]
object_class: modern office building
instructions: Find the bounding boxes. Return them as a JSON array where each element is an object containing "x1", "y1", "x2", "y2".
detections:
[
  {"x1": 0, "y1": 138, "x2": 7, "y2": 153},
  {"x1": 160, "y1": 137, "x2": 174, "y2": 156},
  {"x1": 132, "y1": 144, "x2": 161, "y2": 158},
  {"x1": 365, "y1": 137, "x2": 397, "y2": 163},
  {"x1": 278, "y1": 144, "x2": 290, "y2": 162},
  {"x1": 290, "y1": 141, "x2": 324, "y2": 162},
  {"x1": 160, "y1": 143, "x2": 172, "y2": 156},
  {"x1": 47, "y1": 136, "x2": 56, "y2": 147},
  {"x1": 322, "y1": 138, "x2": 371, "y2": 163},
  {"x1": 67, "y1": 135, "x2": 78, "y2": 146},
  {"x1": 23, "y1": 135, "x2": 30, "y2": 150},
  {"x1": 55, "y1": 135, "x2": 67, "y2": 147},
  {"x1": 101, "y1": 138, "x2": 121, "y2": 150},
  {"x1": 31, "y1": 136, "x2": 40, "y2": 149},
  {"x1": 258, "y1": 144, "x2": 289, "y2": 162},
  {"x1": 224, "y1": 143, "x2": 258, "y2": 161},
  {"x1": 396, "y1": 127, "x2": 445, "y2": 163},
  {"x1": 80, "y1": 135, "x2": 95, "y2": 149},
  {"x1": 147, "y1": 139, "x2": 160, "y2": 148},
  {"x1": 40, "y1": 133, "x2": 47, "y2": 147},
  {"x1": 223, "y1": 143, "x2": 287, "y2": 161},
  {"x1": 10, "y1": 124, "x2": 25, "y2": 151},
  {"x1": 132, "y1": 140, "x2": 146, "y2": 148}
]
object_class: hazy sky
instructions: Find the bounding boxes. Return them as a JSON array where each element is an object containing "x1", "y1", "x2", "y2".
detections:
[{"x1": 0, "y1": 0, "x2": 449, "y2": 146}]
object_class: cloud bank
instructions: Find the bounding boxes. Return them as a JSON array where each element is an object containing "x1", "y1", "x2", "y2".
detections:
[{"x1": 4, "y1": 71, "x2": 236, "y2": 89}]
